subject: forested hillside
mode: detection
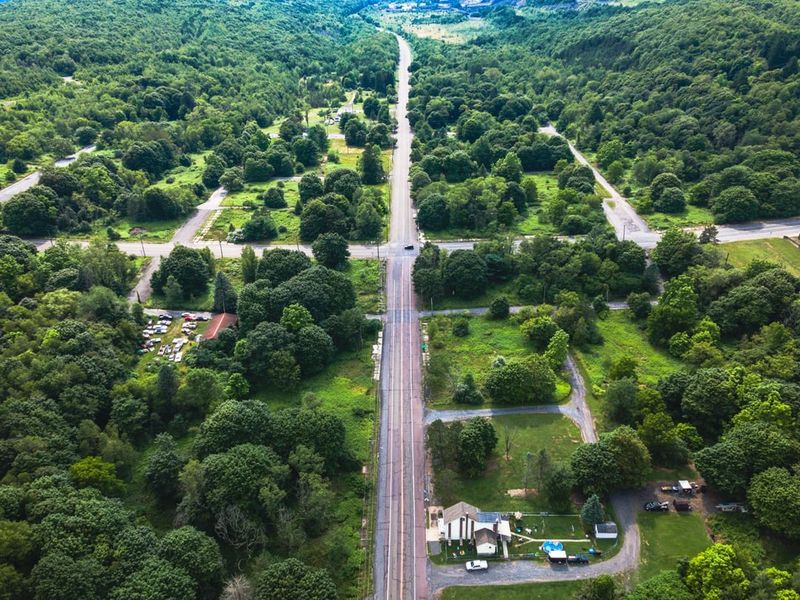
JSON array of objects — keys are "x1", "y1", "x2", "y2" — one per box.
[
  {"x1": 0, "y1": 0, "x2": 392, "y2": 166},
  {"x1": 407, "y1": 0, "x2": 800, "y2": 225},
  {"x1": 0, "y1": 1, "x2": 392, "y2": 598}
]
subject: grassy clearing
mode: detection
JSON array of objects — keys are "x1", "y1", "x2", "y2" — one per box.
[
  {"x1": 643, "y1": 204, "x2": 715, "y2": 230},
  {"x1": 147, "y1": 258, "x2": 243, "y2": 312},
  {"x1": 347, "y1": 259, "x2": 383, "y2": 314},
  {"x1": 441, "y1": 581, "x2": 585, "y2": 600},
  {"x1": 437, "y1": 414, "x2": 582, "y2": 512},
  {"x1": 425, "y1": 315, "x2": 571, "y2": 409},
  {"x1": 222, "y1": 180, "x2": 300, "y2": 208},
  {"x1": 379, "y1": 11, "x2": 488, "y2": 44},
  {"x1": 576, "y1": 311, "x2": 683, "y2": 387},
  {"x1": 103, "y1": 216, "x2": 184, "y2": 242},
  {"x1": 574, "y1": 311, "x2": 683, "y2": 430},
  {"x1": 722, "y1": 238, "x2": 800, "y2": 277},
  {"x1": 153, "y1": 151, "x2": 209, "y2": 189},
  {"x1": 637, "y1": 511, "x2": 710, "y2": 582},
  {"x1": 255, "y1": 337, "x2": 377, "y2": 462}
]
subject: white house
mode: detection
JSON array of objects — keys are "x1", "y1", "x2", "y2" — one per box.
[
  {"x1": 439, "y1": 503, "x2": 512, "y2": 556},
  {"x1": 594, "y1": 521, "x2": 618, "y2": 540},
  {"x1": 439, "y1": 501, "x2": 479, "y2": 542}
]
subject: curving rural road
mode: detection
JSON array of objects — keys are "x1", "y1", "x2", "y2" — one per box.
[
  {"x1": 425, "y1": 355, "x2": 597, "y2": 445},
  {"x1": 0, "y1": 144, "x2": 96, "y2": 204}
]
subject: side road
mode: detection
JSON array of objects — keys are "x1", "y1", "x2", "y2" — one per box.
[{"x1": 0, "y1": 144, "x2": 96, "y2": 204}]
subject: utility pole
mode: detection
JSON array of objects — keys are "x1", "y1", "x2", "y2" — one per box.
[
  {"x1": 218, "y1": 239, "x2": 223, "y2": 259},
  {"x1": 140, "y1": 234, "x2": 146, "y2": 257}
]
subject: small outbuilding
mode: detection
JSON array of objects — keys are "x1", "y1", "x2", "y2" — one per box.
[
  {"x1": 594, "y1": 522, "x2": 618, "y2": 540},
  {"x1": 679, "y1": 480, "x2": 694, "y2": 495}
]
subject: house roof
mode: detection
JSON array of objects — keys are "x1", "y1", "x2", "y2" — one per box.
[
  {"x1": 205, "y1": 312, "x2": 238, "y2": 340},
  {"x1": 475, "y1": 528, "x2": 496, "y2": 546},
  {"x1": 595, "y1": 522, "x2": 618, "y2": 534},
  {"x1": 442, "y1": 501, "x2": 480, "y2": 524}
]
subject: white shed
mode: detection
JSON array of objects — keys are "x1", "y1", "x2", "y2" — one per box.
[{"x1": 594, "y1": 522, "x2": 618, "y2": 540}]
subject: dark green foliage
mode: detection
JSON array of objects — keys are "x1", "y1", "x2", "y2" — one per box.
[
  {"x1": 151, "y1": 246, "x2": 212, "y2": 298},
  {"x1": 254, "y1": 558, "x2": 338, "y2": 600},
  {"x1": 312, "y1": 233, "x2": 351, "y2": 269}
]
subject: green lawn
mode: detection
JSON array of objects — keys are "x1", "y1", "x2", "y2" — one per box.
[
  {"x1": 425, "y1": 315, "x2": 570, "y2": 409},
  {"x1": 643, "y1": 204, "x2": 715, "y2": 230},
  {"x1": 153, "y1": 151, "x2": 209, "y2": 189},
  {"x1": 574, "y1": 312, "x2": 683, "y2": 430},
  {"x1": 147, "y1": 258, "x2": 243, "y2": 312},
  {"x1": 722, "y1": 238, "x2": 800, "y2": 277},
  {"x1": 575, "y1": 311, "x2": 683, "y2": 387},
  {"x1": 104, "y1": 216, "x2": 185, "y2": 242},
  {"x1": 222, "y1": 180, "x2": 300, "y2": 208},
  {"x1": 347, "y1": 259, "x2": 383, "y2": 314},
  {"x1": 637, "y1": 511, "x2": 710, "y2": 582},
  {"x1": 441, "y1": 581, "x2": 586, "y2": 600},
  {"x1": 437, "y1": 414, "x2": 582, "y2": 512},
  {"x1": 431, "y1": 280, "x2": 519, "y2": 311}
]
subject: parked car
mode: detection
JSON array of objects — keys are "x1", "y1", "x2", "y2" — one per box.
[
  {"x1": 567, "y1": 554, "x2": 590, "y2": 565},
  {"x1": 644, "y1": 501, "x2": 670, "y2": 512},
  {"x1": 404, "y1": 244, "x2": 414, "y2": 250},
  {"x1": 465, "y1": 560, "x2": 488, "y2": 572}
]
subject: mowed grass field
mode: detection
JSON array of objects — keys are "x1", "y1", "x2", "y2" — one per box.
[
  {"x1": 637, "y1": 511, "x2": 710, "y2": 582},
  {"x1": 425, "y1": 315, "x2": 571, "y2": 409},
  {"x1": 574, "y1": 311, "x2": 683, "y2": 429},
  {"x1": 723, "y1": 238, "x2": 800, "y2": 277},
  {"x1": 643, "y1": 204, "x2": 715, "y2": 229},
  {"x1": 441, "y1": 581, "x2": 586, "y2": 600},
  {"x1": 437, "y1": 414, "x2": 582, "y2": 512},
  {"x1": 576, "y1": 311, "x2": 683, "y2": 387}
]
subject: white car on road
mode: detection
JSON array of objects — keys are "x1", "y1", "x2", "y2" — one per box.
[{"x1": 465, "y1": 560, "x2": 488, "y2": 572}]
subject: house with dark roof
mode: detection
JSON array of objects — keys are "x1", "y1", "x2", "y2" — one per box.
[{"x1": 439, "y1": 502, "x2": 512, "y2": 556}]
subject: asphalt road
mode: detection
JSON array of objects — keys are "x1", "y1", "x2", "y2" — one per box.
[
  {"x1": 172, "y1": 186, "x2": 228, "y2": 245},
  {"x1": 373, "y1": 33, "x2": 428, "y2": 600},
  {"x1": 0, "y1": 144, "x2": 95, "y2": 204}
]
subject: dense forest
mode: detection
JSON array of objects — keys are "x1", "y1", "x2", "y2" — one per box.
[
  {"x1": 0, "y1": 0, "x2": 397, "y2": 238},
  {"x1": 404, "y1": 0, "x2": 800, "y2": 226},
  {"x1": 0, "y1": 0, "x2": 393, "y2": 598},
  {"x1": 404, "y1": 1, "x2": 800, "y2": 597}
]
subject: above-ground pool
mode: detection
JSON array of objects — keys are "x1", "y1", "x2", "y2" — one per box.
[{"x1": 541, "y1": 540, "x2": 564, "y2": 553}]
